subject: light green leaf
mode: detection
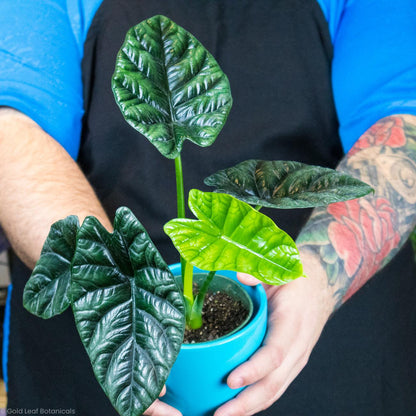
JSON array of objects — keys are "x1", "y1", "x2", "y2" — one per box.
[
  {"x1": 164, "y1": 190, "x2": 303, "y2": 285},
  {"x1": 71, "y1": 207, "x2": 185, "y2": 416},
  {"x1": 23, "y1": 216, "x2": 79, "y2": 319},
  {"x1": 112, "y1": 15, "x2": 232, "y2": 159},
  {"x1": 205, "y1": 159, "x2": 374, "y2": 208}
]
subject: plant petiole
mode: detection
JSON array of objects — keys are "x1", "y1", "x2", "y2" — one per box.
[
  {"x1": 187, "y1": 270, "x2": 216, "y2": 330},
  {"x1": 174, "y1": 155, "x2": 187, "y2": 279},
  {"x1": 174, "y1": 155, "x2": 196, "y2": 322},
  {"x1": 183, "y1": 261, "x2": 194, "y2": 321}
]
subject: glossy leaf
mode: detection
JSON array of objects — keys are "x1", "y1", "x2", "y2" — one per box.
[
  {"x1": 164, "y1": 190, "x2": 303, "y2": 285},
  {"x1": 23, "y1": 216, "x2": 79, "y2": 319},
  {"x1": 205, "y1": 159, "x2": 374, "y2": 208},
  {"x1": 112, "y1": 15, "x2": 232, "y2": 159},
  {"x1": 71, "y1": 207, "x2": 185, "y2": 416}
]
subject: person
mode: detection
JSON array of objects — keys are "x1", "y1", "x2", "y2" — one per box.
[{"x1": 0, "y1": 0, "x2": 416, "y2": 415}]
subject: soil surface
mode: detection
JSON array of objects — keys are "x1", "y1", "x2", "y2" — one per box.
[{"x1": 183, "y1": 290, "x2": 249, "y2": 343}]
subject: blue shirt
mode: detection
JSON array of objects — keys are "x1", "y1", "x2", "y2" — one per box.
[{"x1": 0, "y1": 0, "x2": 416, "y2": 155}]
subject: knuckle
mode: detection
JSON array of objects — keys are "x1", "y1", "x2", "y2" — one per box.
[
  {"x1": 233, "y1": 400, "x2": 249, "y2": 415},
  {"x1": 269, "y1": 346, "x2": 283, "y2": 369},
  {"x1": 245, "y1": 355, "x2": 267, "y2": 382},
  {"x1": 245, "y1": 364, "x2": 261, "y2": 383},
  {"x1": 265, "y1": 378, "x2": 281, "y2": 398}
]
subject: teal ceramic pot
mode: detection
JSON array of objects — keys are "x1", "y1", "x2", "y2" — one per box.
[{"x1": 164, "y1": 264, "x2": 268, "y2": 416}]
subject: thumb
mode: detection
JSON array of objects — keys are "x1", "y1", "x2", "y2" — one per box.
[{"x1": 237, "y1": 272, "x2": 261, "y2": 286}]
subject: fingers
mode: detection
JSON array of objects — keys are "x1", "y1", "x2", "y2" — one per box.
[
  {"x1": 227, "y1": 308, "x2": 300, "y2": 389},
  {"x1": 144, "y1": 399, "x2": 183, "y2": 416},
  {"x1": 237, "y1": 272, "x2": 261, "y2": 286},
  {"x1": 215, "y1": 352, "x2": 308, "y2": 416},
  {"x1": 215, "y1": 276, "x2": 331, "y2": 416},
  {"x1": 217, "y1": 320, "x2": 310, "y2": 416},
  {"x1": 143, "y1": 387, "x2": 181, "y2": 416},
  {"x1": 227, "y1": 344, "x2": 283, "y2": 389}
]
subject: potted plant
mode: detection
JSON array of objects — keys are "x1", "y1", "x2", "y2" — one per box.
[{"x1": 22, "y1": 15, "x2": 372, "y2": 416}]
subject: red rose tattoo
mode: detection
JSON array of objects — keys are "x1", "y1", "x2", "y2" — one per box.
[
  {"x1": 327, "y1": 198, "x2": 401, "y2": 302},
  {"x1": 350, "y1": 117, "x2": 406, "y2": 156}
]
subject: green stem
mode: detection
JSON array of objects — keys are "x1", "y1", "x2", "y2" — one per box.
[
  {"x1": 198, "y1": 270, "x2": 217, "y2": 299},
  {"x1": 188, "y1": 270, "x2": 217, "y2": 330},
  {"x1": 174, "y1": 155, "x2": 186, "y2": 220},
  {"x1": 254, "y1": 204, "x2": 262, "y2": 211},
  {"x1": 174, "y1": 156, "x2": 194, "y2": 316},
  {"x1": 183, "y1": 262, "x2": 194, "y2": 320}
]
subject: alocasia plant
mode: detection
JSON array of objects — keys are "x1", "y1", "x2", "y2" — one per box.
[{"x1": 23, "y1": 15, "x2": 373, "y2": 416}]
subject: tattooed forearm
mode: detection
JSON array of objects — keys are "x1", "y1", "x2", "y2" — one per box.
[{"x1": 297, "y1": 115, "x2": 416, "y2": 309}]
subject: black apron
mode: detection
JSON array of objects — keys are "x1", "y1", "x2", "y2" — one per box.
[{"x1": 7, "y1": 0, "x2": 416, "y2": 414}]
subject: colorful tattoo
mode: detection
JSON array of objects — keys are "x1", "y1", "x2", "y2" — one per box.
[{"x1": 297, "y1": 115, "x2": 416, "y2": 308}]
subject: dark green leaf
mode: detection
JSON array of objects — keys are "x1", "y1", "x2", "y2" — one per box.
[
  {"x1": 205, "y1": 159, "x2": 374, "y2": 208},
  {"x1": 71, "y1": 207, "x2": 185, "y2": 416},
  {"x1": 112, "y1": 15, "x2": 232, "y2": 159},
  {"x1": 164, "y1": 190, "x2": 303, "y2": 285},
  {"x1": 23, "y1": 216, "x2": 79, "y2": 319}
]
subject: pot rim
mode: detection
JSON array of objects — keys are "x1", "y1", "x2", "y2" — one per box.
[{"x1": 169, "y1": 263, "x2": 268, "y2": 351}]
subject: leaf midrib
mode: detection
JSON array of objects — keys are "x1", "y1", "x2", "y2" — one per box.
[
  {"x1": 219, "y1": 234, "x2": 297, "y2": 274},
  {"x1": 128, "y1": 279, "x2": 138, "y2": 412},
  {"x1": 156, "y1": 19, "x2": 177, "y2": 128},
  {"x1": 177, "y1": 219, "x2": 297, "y2": 275}
]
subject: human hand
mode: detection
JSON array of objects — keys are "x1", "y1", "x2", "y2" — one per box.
[
  {"x1": 214, "y1": 250, "x2": 336, "y2": 416},
  {"x1": 144, "y1": 386, "x2": 183, "y2": 416}
]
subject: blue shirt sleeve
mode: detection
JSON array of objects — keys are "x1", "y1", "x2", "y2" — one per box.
[
  {"x1": 0, "y1": 0, "x2": 102, "y2": 159},
  {"x1": 317, "y1": 0, "x2": 416, "y2": 153},
  {"x1": 3, "y1": 1, "x2": 415, "y2": 156}
]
